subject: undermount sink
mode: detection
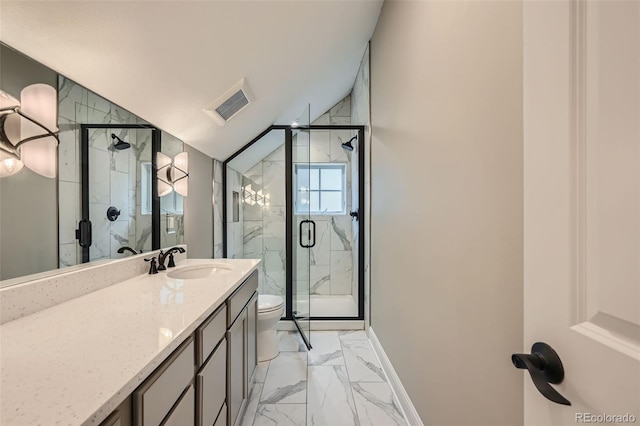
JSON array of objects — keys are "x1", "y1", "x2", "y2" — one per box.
[{"x1": 167, "y1": 263, "x2": 233, "y2": 280}]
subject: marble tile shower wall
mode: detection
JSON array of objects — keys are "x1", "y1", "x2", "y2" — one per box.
[
  {"x1": 242, "y1": 144, "x2": 287, "y2": 298},
  {"x1": 308, "y1": 96, "x2": 356, "y2": 297},
  {"x1": 226, "y1": 167, "x2": 245, "y2": 261},
  {"x1": 213, "y1": 159, "x2": 224, "y2": 258},
  {"x1": 350, "y1": 45, "x2": 370, "y2": 300},
  {"x1": 57, "y1": 77, "x2": 152, "y2": 266}
]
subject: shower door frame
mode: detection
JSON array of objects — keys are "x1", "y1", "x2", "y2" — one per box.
[
  {"x1": 222, "y1": 124, "x2": 366, "y2": 321},
  {"x1": 79, "y1": 124, "x2": 161, "y2": 262}
]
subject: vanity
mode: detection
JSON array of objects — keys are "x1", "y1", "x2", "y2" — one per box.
[{"x1": 0, "y1": 258, "x2": 260, "y2": 426}]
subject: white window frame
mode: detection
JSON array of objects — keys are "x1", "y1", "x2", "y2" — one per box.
[{"x1": 294, "y1": 163, "x2": 347, "y2": 215}]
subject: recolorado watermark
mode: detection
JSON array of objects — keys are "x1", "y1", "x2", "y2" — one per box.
[{"x1": 576, "y1": 413, "x2": 637, "y2": 423}]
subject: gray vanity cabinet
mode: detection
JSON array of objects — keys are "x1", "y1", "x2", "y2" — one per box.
[
  {"x1": 163, "y1": 385, "x2": 195, "y2": 425},
  {"x1": 102, "y1": 270, "x2": 258, "y2": 426},
  {"x1": 246, "y1": 293, "x2": 258, "y2": 393},
  {"x1": 227, "y1": 310, "x2": 245, "y2": 426},
  {"x1": 133, "y1": 337, "x2": 195, "y2": 426},
  {"x1": 226, "y1": 271, "x2": 258, "y2": 426}
]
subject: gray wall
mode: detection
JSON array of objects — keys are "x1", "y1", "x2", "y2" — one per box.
[
  {"x1": 0, "y1": 45, "x2": 58, "y2": 280},
  {"x1": 369, "y1": 2, "x2": 523, "y2": 425},
  {"x1": 184, "y1": 144, "x2": 213, "y2": 259}
]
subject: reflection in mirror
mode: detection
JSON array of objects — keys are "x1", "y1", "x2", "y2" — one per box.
[{"x1": 0, "y1": 43, "x2": 185, "y2": 285}]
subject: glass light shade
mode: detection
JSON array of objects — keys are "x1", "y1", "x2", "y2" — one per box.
[
  {"x1": 156, "y1": 152, "x2": 172, "y2": 170},
  {"x1": 158, "y1": 179, "x2": 173, "y2": 197},
  {"x1": 156, "y1": 152, "x2": 173, "y2": 197},
  {"x1": 19, "y1": 136, "x2": 57, "y2": 178},
  {"x1": 0, "y1": 91, "x2": 20, "y2": 110},
  {"x1": 170, "y1": 152, "x2": 188, "y2": 196},
  {"x1": 19, "y1": 84, "x2": 58, "y2": 178},
  {"x1": 173, "y1": 152, "x2": 188, "y2": 174},
  {"x1": 173, "y1": 177, "x2": 188, "y2": 197},
  {"x1": 1, "y1": 113, "x2": 21, "y2": 147},
  {"x1": 20, "y1": 84, "x2": 57, "y2": 131},
  {"x1": 0, "y1": 151, "x2": 24, "y2": 177}
]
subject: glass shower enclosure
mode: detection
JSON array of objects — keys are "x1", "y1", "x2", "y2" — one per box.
[{"x1": 223, "y1": 118, "x2": 364, "y2": 348}]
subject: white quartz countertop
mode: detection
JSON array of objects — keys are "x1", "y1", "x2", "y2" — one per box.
[{"x1": 0, "y1": 258, "x2": 260, "y2": 426}]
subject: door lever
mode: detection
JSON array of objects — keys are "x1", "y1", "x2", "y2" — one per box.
[{"x1": 512, "y1": 342, "x2": 571, "y2": 406}]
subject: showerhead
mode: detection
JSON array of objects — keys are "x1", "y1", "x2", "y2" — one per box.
[
  {"x1": 341, "y1": 136, "x2": 357, "y2": 152},
  {"x1": 111, "y1": 133, "x2": 131, "y2": 150}
]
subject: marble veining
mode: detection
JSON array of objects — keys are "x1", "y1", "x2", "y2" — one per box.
[
  {"x1": 342, "y1": 340, "x2": 386, "y2": 383},
  {"x1": 307, "y1": 365, "x2": 359, "y2": 426},
  {"x1": 240, "y1": 331, "x2": 407, "y2": 426},
  {"x1": 351, "y1": 382, "x2": 406, "y2": 426}
]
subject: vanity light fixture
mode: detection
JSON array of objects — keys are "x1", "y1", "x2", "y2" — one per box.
[
  {"x1": 157, "y1": 151, "x2": 189, "y2": 197},
  {"x1": 0, "y1": 84, "x2": 59, "y2": 178}
]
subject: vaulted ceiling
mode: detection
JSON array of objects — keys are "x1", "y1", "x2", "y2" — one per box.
[{"x1": 0, "y1": 1, "x2": 382, "y2": 160}]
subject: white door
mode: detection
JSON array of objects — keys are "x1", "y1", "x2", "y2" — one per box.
[{"x1": 523, "y1": 0, "x2": 639, "y2": 424}]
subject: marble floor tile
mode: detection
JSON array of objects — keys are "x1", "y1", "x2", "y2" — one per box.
[
  {"x1": 253, "y1": 404, "x2": 306, "y2": 426},
  {"x1": 260, "y1": 352, "x2": 307, "y2": 404},
  {"x1": 308, "y1": 332, "x2": 344, "y2": 366},
  {"x1": 241, "y1": 383, "x2": 264, "y2": 426},
  {"x1": 351, "y1": 382, "x2": 407, "y2": 426},
  {"x1": 307, "y1": 366, "x2": 359, "y2": 426},
  {"x1": 341, "y1": 340, "x2": 386, "y2": 383},
  {"x1": 338, "y1": 330, "x2": 369, "y2": 341},
  {"x1": 278, "y1": 331, "x2": 306, "y2": 352}
]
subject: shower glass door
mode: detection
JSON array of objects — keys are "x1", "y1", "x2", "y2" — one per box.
[{"x1": 291, "y1": 104, "x2": 312, "y2": 349}]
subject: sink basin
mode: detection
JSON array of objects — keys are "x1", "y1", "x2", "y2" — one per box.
[{"x1": 167, "y1": 263, "x2": 233, "y2": 280}]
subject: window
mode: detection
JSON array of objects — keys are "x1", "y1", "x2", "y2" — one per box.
[{"x1": 295, "y1": 163, "x2": 346, "y2": 214}]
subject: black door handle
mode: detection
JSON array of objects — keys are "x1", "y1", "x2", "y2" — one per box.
[
  {"x1": 512, "y1": 342, "x2": 571, "y2": 406},
  {"x1": 299, "y1": 220, "x2": 316, "y2": 248},
  {"x1": 308, "y1": 220, "x2": 316, "y2": 248},
  {"x1": 76, "y1": 219, "x2": 92, "y2": 248}
]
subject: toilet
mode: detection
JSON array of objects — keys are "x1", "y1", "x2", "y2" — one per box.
[{"x1": 257, "y1": 294, "x2": 285, "y2": 361}]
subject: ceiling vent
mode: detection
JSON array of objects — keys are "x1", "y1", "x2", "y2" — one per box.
[{"x1": 204, "y1": 78, "x2": 253, "y2": 126}]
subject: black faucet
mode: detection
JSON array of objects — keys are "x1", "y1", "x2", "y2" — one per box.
[
  {"x1": 117, "y1": 246, "x2": 139, "y2": 255},
  {"x1": 144, "y1": 257, "x2": 158, "y2": 274},
  {"x1": 157, "y1": 247, "x2": 186, "y2": 271}
]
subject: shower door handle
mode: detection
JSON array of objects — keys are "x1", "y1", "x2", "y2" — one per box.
[
  {"x1": 299, "y1": 220, "x2": 316, "y2": 248},
  {"x1": 308, "y1": 220, "x2": 316, "y2": 248}
]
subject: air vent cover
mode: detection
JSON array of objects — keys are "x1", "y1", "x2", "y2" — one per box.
[{"x1": 204, "y1": 79, "x2": 253, "y2": 126}]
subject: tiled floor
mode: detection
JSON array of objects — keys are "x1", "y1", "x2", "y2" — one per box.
[{"x1": 240, "y1": 330, "x2": 407, "y2": 426}]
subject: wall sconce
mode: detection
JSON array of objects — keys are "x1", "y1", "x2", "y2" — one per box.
[
  {"x1": 242, "y1": 184, "x2": 269, "y2": 207},
  {"x1": 0, "y1": 84, "x2": 59, "y2": 178},
  {"x1": 157, "y1": 152, "x2": 189, "y2": 197}
]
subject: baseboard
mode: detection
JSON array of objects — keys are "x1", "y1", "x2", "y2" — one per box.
[
  {"x1": 368, "y1": 327, "x2": 423, "y2": 426},
  {"x1": 277, "y1": 320, "x2": 364, "y2": 331}
]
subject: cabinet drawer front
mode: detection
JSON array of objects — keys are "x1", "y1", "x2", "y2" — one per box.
[
  {"x1": 214, "y1": 403, "x2": 227, "y2": 426},
  {"x1": 197, "y1": 304, "x2": 227, "y2": 367},
  {"x1": 162, "y1": 385, "x2": 195, "y2": 426},
  {"x1": 227, "y1": 270, "x2": 258, "y2": 326},
  {"x1": 197, "y1": 339, "x2": 227, "y2": 426},
  {"x1": 134, "y1": 337, "x2": 195, "y2": 426}
]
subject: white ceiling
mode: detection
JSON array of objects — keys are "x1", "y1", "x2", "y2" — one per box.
[{"x1": 0, "y1": 1, "x2": 382, "y2": 160}]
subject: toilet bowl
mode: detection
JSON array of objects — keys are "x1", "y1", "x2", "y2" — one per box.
[{"x1": 257, "y1": 294, "x2": 285, "y2": 362}]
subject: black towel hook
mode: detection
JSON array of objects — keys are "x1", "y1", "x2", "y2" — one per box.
[{"x1": 512, "y1": 342, "x2": 571, "y2": 406}]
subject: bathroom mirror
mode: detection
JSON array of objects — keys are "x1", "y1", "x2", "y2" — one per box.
[{"x1": 0, "y1": 43, "x2": 184, "y2": 285}]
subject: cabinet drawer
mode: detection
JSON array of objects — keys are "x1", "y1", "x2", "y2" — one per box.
[
  {"x1": 99, "y1": 410, "x2": 121, "y2": 426},
  {"x1": 197, "y1": 339, "x2": 226, "y2": 426},
  {"x1": 196, "y1": 304, "x2": 227, "y2": 367},
  {"x1": 162, "y1": 385, "x2": 195, "y2": 426},
  {"x1": 214, "y1": 403, "x2": 226, "y2": 426},
  {"x1": 134, "y1": 337, "x2": 195, "y2": 426},
  {"x1": 227, "y1": 270, "x2": 258, "y2": 326}
]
